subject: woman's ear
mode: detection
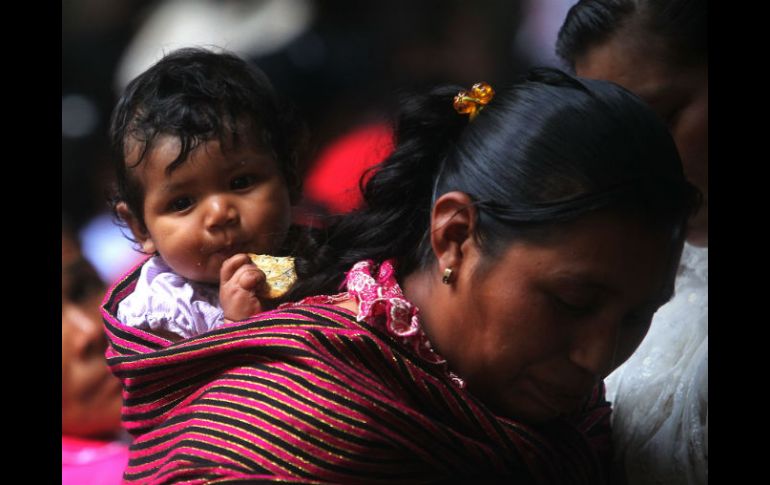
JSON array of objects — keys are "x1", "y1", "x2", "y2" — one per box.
[
  {"x1": 116, "y1": 202, "x2": 156, "y2": 254},
  {"x1": 430, "y1": 191, "x2": 479, "y2": 274}
]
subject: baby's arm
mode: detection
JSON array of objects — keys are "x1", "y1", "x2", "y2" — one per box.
[{"x1": 220, "y1": 254, "x2": 267, "y2": 323}]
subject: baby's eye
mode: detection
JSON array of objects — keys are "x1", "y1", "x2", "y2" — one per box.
[
  {"x1": 231, "y1": 174, "x2": 257, "y2": 190},
  {"x1": 169, "y1": 197, "x2": 193, "y2": 212}
]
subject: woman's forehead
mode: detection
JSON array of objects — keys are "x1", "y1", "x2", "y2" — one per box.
[{"x1": 492, "y1": 213, "x2": 677, "y2": 293}]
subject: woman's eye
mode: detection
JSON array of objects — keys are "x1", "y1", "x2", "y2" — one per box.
[
  {"x1": 231, "y1": 174, "x2": 257, "y2": 190},
  {"x1": 550, "y1": 293, "x2": 598, "y2": 316},
  {"x1": 169, "y1": 197, "x2": 193, "y2": 212}
]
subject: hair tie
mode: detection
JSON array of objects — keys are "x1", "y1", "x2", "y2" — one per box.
[{"x1": 453, "y1": 82, "x2": 495, "y2": 121}]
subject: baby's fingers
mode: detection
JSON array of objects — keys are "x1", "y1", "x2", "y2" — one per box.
[
  {"x1": 220, "y1": 253, "x2": 251, "y2": 282},
  {"x1": 234, "y1": 265, "x2": 267, "y2": 292}
]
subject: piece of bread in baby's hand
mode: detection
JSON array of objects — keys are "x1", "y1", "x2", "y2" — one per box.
[{"x1": 247, "y1": 254, "x2": 297, "y2": 299}]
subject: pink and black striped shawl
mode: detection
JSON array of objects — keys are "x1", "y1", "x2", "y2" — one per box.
[{"x1": 102, "y1": 262, "x2": 612, "y2": 484}]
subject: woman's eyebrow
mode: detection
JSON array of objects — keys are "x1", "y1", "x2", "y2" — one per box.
[{"x1": 548, "y1": 272, "x2": 611, "y2": 291}]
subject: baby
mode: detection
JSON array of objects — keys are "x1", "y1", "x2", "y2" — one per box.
[{"x1": 109, "y1": 47, "x2": 305, "y2": 340}]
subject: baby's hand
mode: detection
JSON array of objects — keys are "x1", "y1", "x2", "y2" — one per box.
[{"x1": 220, "y1": 253, "x2": 267, "y2": 323}]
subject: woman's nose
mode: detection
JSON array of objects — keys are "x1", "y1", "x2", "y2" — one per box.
[
  {"x1": 568, "y1": 319, "x2": 620, "y2": 378},
  {"x1": 204, "y1": 196, "x2": 239, "y2": 230},
  {"x1": 63, "y1": 303, "x2": 108, "y2": 357}
]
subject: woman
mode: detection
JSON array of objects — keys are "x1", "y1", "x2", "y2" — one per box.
[
  {"x1": 62, "y1": 224, "x2": 128, "y2": 485},
  {"x1": 102, "y1": 68, "x2": 698, "y2": 484},
  {"x1": 557, "y1": 2, "x2": 708, "y2": 483}
]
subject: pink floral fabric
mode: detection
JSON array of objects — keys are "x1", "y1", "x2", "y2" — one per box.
[{"x1": 290, "y1": 259, "x2": 465, "y2": 387}]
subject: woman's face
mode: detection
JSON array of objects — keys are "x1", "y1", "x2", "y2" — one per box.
[
  {"x1": 575, "y1": 32, "x2": 708, "y2": 246},
  {"x1": 427, "y1": 212, "x2": 678, "y2": 423},
  {"x1": 62, "y1": 232, "x2": 123, "y2": 438}
]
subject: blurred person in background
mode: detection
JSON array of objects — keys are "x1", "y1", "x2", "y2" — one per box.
[{"x1": 62, "y1": 219, "x2": 128, "y2": 485}]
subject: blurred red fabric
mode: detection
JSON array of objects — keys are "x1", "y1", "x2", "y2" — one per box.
[{"x1": 303, "y1": 123, "x2": 393, "y2": 214}]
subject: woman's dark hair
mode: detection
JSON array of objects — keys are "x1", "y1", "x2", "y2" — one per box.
[
  {"x1": 556, "y1": 0, "x2": 707, "y2": 69},
  {"x1": 109, "y1": 47, "x2": 307, "y2": 229},
  {"x1": 284, "y1": 68, "x2": 699, "y2": 302}
]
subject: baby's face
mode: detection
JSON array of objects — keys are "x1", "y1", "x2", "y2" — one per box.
[{"x1": 128, "y1": 135, "x2": 292, "y2": 283}]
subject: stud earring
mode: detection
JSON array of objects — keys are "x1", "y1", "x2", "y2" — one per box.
[{"x1": 442, "y1": 267, "x2": 453, "y2": 285}]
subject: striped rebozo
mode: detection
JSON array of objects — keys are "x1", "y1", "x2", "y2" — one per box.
[{"x1": 102, "y1": 262, "x2": 613, "y2": 484}]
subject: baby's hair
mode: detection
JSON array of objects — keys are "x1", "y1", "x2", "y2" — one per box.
[{"x1": 109, "y1": 47, "x2": 307, "y2": 230}]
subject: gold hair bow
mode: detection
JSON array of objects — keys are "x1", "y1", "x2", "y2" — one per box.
[{"x1": 453, "y1": 82, "x2": 495, "y2": 121}]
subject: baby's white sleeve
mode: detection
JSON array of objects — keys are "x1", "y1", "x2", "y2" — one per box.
[{"x1": 117, "y1": 257, "x2": 224, "y2": 338}]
